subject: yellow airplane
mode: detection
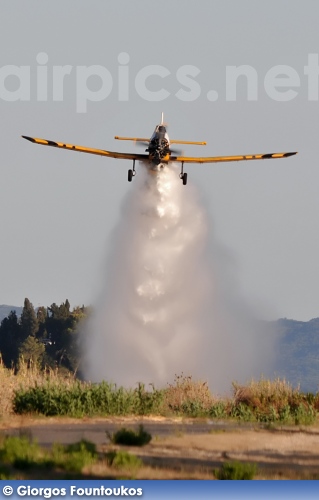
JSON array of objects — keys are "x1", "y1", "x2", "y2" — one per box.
[{"x1": 22, "y1": 113, "x2": 297, "y2": 186}]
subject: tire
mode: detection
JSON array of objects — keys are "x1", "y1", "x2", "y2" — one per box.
[
  {"x1": 128, "y1": 169, "x2": 133, "y2": 182},
  {"x1": 182, "y1": 173, "x2": 188, "y2": 186}
]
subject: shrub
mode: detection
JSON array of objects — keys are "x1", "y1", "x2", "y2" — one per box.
[
  {"x1": 215, "y1": 461, "x2": 258, "y2": 480},
  {"x1": 0, "y1": 435, "x2": 98, "y2": 474},
  {"x1": 134, "y1": 383, "x2": 164, "y2": 415},
  {"x1": 291, "y1": 403, "x2": 317, "y2": 425},
  {"x1": 0, "y1": 436, "x2": 42, "y2": 470},
  {"x1": 0, "y1": 358, "x2": 76, "y2": 416},
  {"x1": 51, "y1": 440, "x2": 97, "y2": 472},
  {"x1": 108, "y1": 425, "x2": 152, "y2": 446},
  {"x1": 164, "y1": 374, "x2": 215, "y2": 416},
  {"x1": 230, "y1": 402, "x2": 255, "y2": 422},
  {"x1": 209, "y1": 401, "x2": 227, "y2": 419},
  {"x1": 106, "y1": 450, "x2": 142, "y2": 469},
  {"x1": 231, "y1": 378, "x2": 318, "y2": 424},
  {"x1": 13, "y1": 381, "x2": 137, "y2": 417},
  {"x1": 0, "y1": 465, "x2": 14, "y2": 479},
  {"x1": 13, "y1": 380, "x2": 165, "y2": 417}
]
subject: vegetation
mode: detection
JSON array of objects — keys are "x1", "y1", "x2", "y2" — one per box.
[
  {"x1": 0, "y1": 298, "x2": 86, "y2": 376},
  {"x1": 105, "y1": 450, "x2": 142, "y2": 470},
  {"x1": 214, "y1": 461, "x2": 258, "y2": 480},
  {"x1": 1, "y1": 303, "x2": 318, "y2": 480},
  {"x1": 0, "y1": 430, "x2": 317, "y2": 480},
  {"x1": 108, "y1": 425, "x2": 152, "y2": 446},
  {"x1": 164, "y1": 373, "x2": 214, "y2": 417},
  {"x1": 0, "y1": 434, "x2": 143, "y2": 479},
  {"x1": 6, "y1": 372, "x2": 318, "y2": 424},
  {"x1": 0, "y1": 302, "x2": 318, "y2": 424},
  {"x1": 0, "y1": 430, "x2": 215, "y2": 480},
  {"x1": 50, "y1": 440, "x2": 97, "y2": 472},
  {"x1": 230, "y1": 378, "x2": 319, "y2": 424},
  {"x1": 0, "y1": 435, "x2": 42, "y2": 470},
  {"x1": 0, "y1": 435, "x2": 97, "y2": 478},
  {"x1": 13, "y1": 381, "x2": 164, "y2": 417}
]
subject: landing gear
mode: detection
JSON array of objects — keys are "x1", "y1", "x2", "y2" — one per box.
[
  {"x1": 128, "y1": 159, "x2": 136, "y2": 182},
  {"x1": 182, "y1": 172, "x2": 188, "y2": 185},
  {"x1": 179, "y1": 162, "x2": 188, "y2": 186}
]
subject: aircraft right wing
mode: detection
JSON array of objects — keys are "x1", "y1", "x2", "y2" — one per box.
[
  {"x1": 22, "y1": 136, "x2": 149, "y2": 161},
  {"x1": 172, "y1": 151, "x2": 298, "y2": 164}
]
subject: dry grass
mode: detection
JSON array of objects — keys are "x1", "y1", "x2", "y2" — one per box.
[
  {"x1": 1, "y1": 361, "x2": 318, "y2": 426},
  {"x1": 163, "y1": 374, "x2": 216, "y2": 415},
  {"x1": 233, "y1": 377, "x2": 297, "y2": 406},
  {"x1": 233, "y1": 377, "x2": 311, "y2": 411},
  {"x1": 0, "y1": 358, "x2": 76, "y2": 417}
]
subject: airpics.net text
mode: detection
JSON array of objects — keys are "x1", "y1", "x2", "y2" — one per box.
[{"x1": 1, "y1": 52, "x2": 319, "y2": 112}]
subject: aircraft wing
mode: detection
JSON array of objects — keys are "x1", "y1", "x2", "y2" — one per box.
[
  {"x1": 172, "y1": 152, "x2": 297, "y2": 163},
  {"x1": 22, "y1": 136, "x2": 149, "y2": 161}
]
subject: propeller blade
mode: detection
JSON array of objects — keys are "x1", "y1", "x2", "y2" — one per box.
[{"x1": 169, "y1": 147, "x2": 182, "y2": 155}]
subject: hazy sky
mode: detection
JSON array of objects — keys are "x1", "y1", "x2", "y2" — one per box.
[{"x1": 0, "y1": 0, "x2": 318, "y2": 320}]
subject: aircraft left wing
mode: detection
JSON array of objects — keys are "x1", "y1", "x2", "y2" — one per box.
[
  {"x1": 172, "y1": 152, "x2": 297, "y2": 163},
  {"x1": 22, "y1": 136, "x2": 149, "y2": 161}
]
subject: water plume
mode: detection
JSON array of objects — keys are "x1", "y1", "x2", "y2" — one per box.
[{"x1": 82, "y1": 163, "x2": 275, "y2": 393}]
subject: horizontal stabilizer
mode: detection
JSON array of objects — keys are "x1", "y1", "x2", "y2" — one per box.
[
  {"x1": 114, "y1": 136, "x2": 150, "y2": 142},
  {"x1": 170, "y1": 140, "x2": 206, "y2": 145}
]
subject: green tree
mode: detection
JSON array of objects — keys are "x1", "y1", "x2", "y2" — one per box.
[
  {"x1": 36, "y1": 306, "x2": 48, "y2": 340},
  {"x1": 36, "y1": 306, "x2": 47, "y2": 325},
  {"x1": 0, "y1": 299, "x2": 87, "y2": 375},
  {"x1": 18, "y1": 336, "x2": 45, "y2": 367},
  {"x1": 20, "y1": 298, "x2": 38, "y2": 341},
  {"x1": 45, "y1": 300, "x2": 83, "y2": 372},
  {"x1": 0, "y1": 311, "x2": 21, "y2": 367}
]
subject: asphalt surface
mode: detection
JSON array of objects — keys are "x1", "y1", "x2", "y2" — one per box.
[
  {"x1": 1, "y1": 419, "x2": 257, "y2": 448},
  {"x1": 3, "y1": 419, "x2": 319, "y2": 476}
]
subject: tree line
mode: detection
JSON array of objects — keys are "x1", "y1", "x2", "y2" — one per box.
[{"x1": 0, "y1": 298, "x2": 87, "y2": 374}]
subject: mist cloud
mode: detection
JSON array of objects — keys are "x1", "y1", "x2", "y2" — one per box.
[{"x1": 82, "y1": 163, "x2": 275, "y2": 393}]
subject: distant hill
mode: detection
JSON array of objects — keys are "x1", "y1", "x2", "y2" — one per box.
[
  {"x1": 0, "y1": 305, "x2": 23, "y2": 322},
  {"x1": 272, "y1": 317, "x2": 319, "y2": 393}
]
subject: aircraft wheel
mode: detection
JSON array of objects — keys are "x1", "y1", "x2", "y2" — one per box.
[
  {"x1": 128, "y1": 169, "x2": 133, "y2": 182},
  {"x1": 182, "y1": 173, "x2": 188, "y2": 186}
]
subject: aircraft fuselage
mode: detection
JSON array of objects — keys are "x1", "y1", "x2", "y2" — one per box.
[{"x1": 146, "y1": 124, "x2": 171, "y2": 166}]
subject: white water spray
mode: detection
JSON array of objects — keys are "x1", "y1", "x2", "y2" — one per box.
[{"x1": 83, "y1": 163, "x2": 275, "y2": 392}]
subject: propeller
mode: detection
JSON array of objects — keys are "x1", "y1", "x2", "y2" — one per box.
[{"x1": 169, "y1": 146, "x2": 182, "y2": 155}]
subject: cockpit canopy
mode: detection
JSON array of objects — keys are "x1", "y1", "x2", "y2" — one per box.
[{"x1": 151, "y1": 124, "x2": 169, "y2": 143}]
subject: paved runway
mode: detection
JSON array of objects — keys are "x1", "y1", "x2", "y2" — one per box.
[{"x1": 1, "y1": 418, "x2": 256, "y2": 447}]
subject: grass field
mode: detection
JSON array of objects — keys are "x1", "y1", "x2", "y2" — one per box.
[
  {"x1": 1, "y1": 361, "x2": 318, "y2": 425},
  {"x1": 1, "y1": 361, "x2": 319, "y2": 479}
]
